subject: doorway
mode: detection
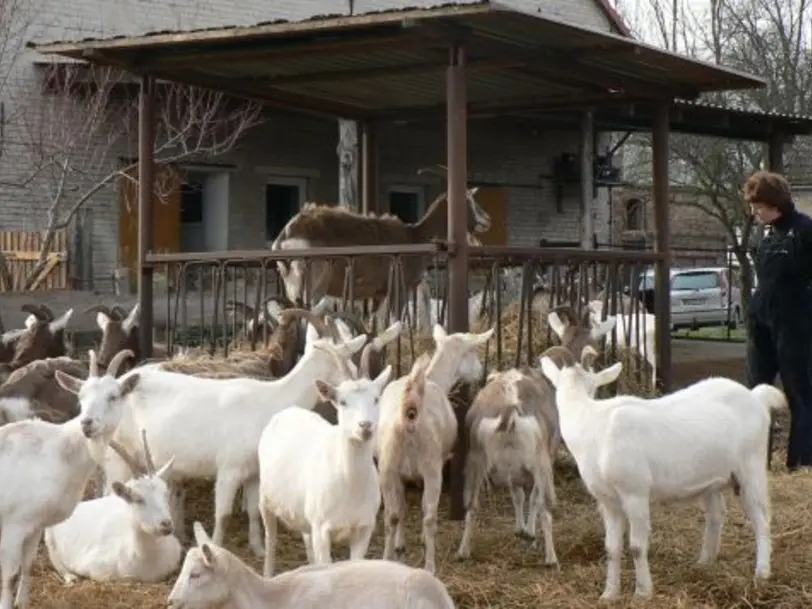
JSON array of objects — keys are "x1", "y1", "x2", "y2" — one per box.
[
  {"x1": 266, "y1": 176, "x2": 308, "y2": 241},
  {"x1": 179, "y1": 170, "x2": 230, "y2": 253}
]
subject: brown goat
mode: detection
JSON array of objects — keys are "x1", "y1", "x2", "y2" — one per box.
[
  {"x1": 270, "y1": 164, "x2": 492, "y2": 313},
  {"x1": 0, "y1": 356, "x2": 88, "y2": 425},
  {"x1": 85, "y1": 303, "x2": 140, "y2": 376},
  {"x1": 0, "y1": 304, "x2": 74, "y2": 381},
  {"x1": 225, "y1": 294, "x2": 297, "y2": 349},
  {"x1": 547, "y1": 304, "x2": 616, "y2": 356}
]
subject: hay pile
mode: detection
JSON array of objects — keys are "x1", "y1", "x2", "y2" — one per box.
[
  {"x1": 28, "y1": 442, "x2": 812, "y2": 609},
  {"x1": 161, "y1": 347, "x2": 280, "y2": 379},
  {"x1": 388, "y1": 302, "x2": 657, "y2": 397}
]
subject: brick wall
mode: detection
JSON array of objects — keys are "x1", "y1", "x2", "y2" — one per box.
[
  {"x1": 0, "y1": 0, "x2": 618, "y2": 289},
  {"x1": 610, "y1": 186, "x2": 729, "y2": 265}
]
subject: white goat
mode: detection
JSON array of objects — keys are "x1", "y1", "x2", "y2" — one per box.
[
  {"x1": 377, "y1": 324, "x2": 494, "y2": 573},
  {"x1": 258, "y1": 342, "x2": 391, "y2": 576},
  {"x1": 167, "y1": 521, "x2": 456, "y2": 609},
  {"x1": 0, "y1": 349, "x2": 136, "y2": 609},
  {"x1": 539, "y1": 345, "x2": 785, "y2": 600},
  {"x1": 588, "y1": 299, "x2": 657, "y2": 391},
  {"x1": 44, "y1": 429, "x2": 181, "y2": 583},
  {"x1": 102, "y1": 320, "x2": 367, "y2": 558}
]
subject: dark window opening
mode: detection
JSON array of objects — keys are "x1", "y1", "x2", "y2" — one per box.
[
  {"x1": 181, "y1": 180, "x2": 204, "y2": 224},
  {"x1": 388, "y1": 190, "x2": 420, "y2": 224},
  {"x1": 625, "y1": 198, "x2": 643, "y2": 231},
  {"x1": 266, "y1": 183, "x2": 301, "y2": 240}
]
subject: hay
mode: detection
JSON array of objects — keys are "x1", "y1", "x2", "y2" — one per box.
[
  {"x1": 160, "y1": 348, "x2": 279, "y2": 380},
  {"x1": 29, "y1": 439, "x2": 811, "y2": 609},
  {"x1": 388, "y1": 302, "x2": 657, "y2": 397}
]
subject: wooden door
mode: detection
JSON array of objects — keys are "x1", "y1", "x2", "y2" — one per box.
[
  {"x1": 473, "y1": 187, "x2": 509, "y2": 246},
  {"x1": 119, "y1": 164, "x2": 182, "y2": 292}
]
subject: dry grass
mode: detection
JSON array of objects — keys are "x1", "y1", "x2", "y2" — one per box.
[
  {"x1": 28, "y1": 315, "x2": 802, "y2": 609},
  {"x1": 29, "y1": 435, "x2": 808, "y2": 609}
]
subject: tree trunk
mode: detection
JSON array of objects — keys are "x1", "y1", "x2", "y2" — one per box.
[{"x1": 337, "y1": 119, "x2": 359, "y2": 210}]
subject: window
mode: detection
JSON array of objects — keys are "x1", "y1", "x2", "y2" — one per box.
[
  {"x1": 181, "y1": 180, "x2": 204, "y2": 224},
  {"x1": 671, "y1": 271, "x2": 720, "y2": 291},
  {"x1": 624, "y1": 198, "x2": 643, "y2": 231},
  {"x1": 266, "y1": 177, "x2": 307, "y2": 241},
  {"x1": 388, "y1": 185, "x2": 426, "y2": 224}
]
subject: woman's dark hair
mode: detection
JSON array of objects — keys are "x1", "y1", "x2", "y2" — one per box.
[{"x1": 743, "y1": 170, "x2": 793, "y2": 214}]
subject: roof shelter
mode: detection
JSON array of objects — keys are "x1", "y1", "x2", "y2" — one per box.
[{"x1": 28, "y1": 1, "x2": 796, "y2": 513}]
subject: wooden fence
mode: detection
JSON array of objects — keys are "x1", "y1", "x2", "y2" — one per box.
[{"x1": 0, "y1": 229, "x2": 70, "y2": 292}]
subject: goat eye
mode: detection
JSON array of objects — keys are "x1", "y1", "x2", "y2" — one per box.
[
  {"x1": 189, "y1": 572, "x2": 201, "y2": 580},
  {"x1": 339, "y1": 400, "x2": 347, "y2": 408}
]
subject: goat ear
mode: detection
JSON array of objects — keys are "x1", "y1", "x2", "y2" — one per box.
[
  {"x1": 372, "y1": 321, "x2": 402, "y2": 350},
  {"x1": 49, "y1": 309, "x2": 73, "y2": 334},
  {"x1": 122, "y1": 303, "x2": 140, "y2": 335},
  {"x1": 374, "y1": 365, "x2": 392, "y2": 391},
  {"x1": 96, "y1": 312, "x2": 111, "y2": 331},
  {"x1": 343, "y1": 334, "x2": 366, "y2": 355},
  {"x1": 471, "y1": 327, "x2": 494, "y2": 345},
  {"x1": 118, "y1": 373, "x2": 140, "y2": 398},
  {"x1": 193, "y1": 521, "x2": 212, "y2": 546},
  {"x1": 333, "y1": 319, "x2": 354, "y2": 342},
  {"x1": 24, "y1": 314, "x2": 37, "y2": 329},
  {"x1": 314, "y1": 380, "x2": 337, "y2": 403},
  {"x1": 590, "y1": 317, "x2": 616, "y2": 340},
  {"x1": 596, "y1": 362, "x2": 623, "y2": 386},
  {"x1": 539, "y1": 356, "x2": 561, "y2": 387},
  {"x1": 156, "y1": 455, "x2": 176, "y2": 480},
  {"x1": 432, "y1": 324, "x2": 447, "y2": 342},
  {"x1": 265, "y1": 300, "x2": 284, "y2": 324},
  {"x1": 200, "y1": 544, "x2": 216, "y2": 568},
  {"x1": 112, "y1": 481, "x2": 136, "y2": 504},
  {"x1": 55, "y1": 370, "x2": 83, "y2": 395},
  {"x1": 305, "y1": 323, "x2": 320, "y2": 345},
  {"x1": 547, "y1": 312, "x2": 566, "y2": 339}
]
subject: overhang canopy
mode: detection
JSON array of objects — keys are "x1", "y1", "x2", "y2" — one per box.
[{"x1": 28, "y1": 2, "x2": 765, "y2": 121}]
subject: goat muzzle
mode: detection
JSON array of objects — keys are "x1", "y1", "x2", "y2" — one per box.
[
  {"x1": 80, "y1": 418, "x2": 94, "y2": 438},
  {"x1": 405, "y1": 407, "x2": 418, "y2": 422}
]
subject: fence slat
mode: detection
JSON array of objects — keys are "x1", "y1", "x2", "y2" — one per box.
[{"x1": 0, "y1": 229, "x2": 70, "y2": 292}]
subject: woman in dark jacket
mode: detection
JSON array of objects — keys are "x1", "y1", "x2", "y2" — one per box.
[{"x1": 744, "y1": 170, "x2": 812, "y2": 471}]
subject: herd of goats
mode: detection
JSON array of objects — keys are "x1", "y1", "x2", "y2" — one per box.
[
  {"x1": 0, "y1": 184, "x2": 773, "y2": 607},
  {"x1": 0, "y1": 288, "x2": 783, "y2": 608}
]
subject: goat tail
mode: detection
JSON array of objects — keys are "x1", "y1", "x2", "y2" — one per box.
[
  {"x1": 751, "y1": 384, "x2": 788, "y2": 412},
  {"x1": 495, "y1": 405, "x2": 520, "y2": 433}
]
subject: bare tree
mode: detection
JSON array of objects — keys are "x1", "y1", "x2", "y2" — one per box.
[
  {"x1": 617, "y1": 0, "x2": 812, "y2": 318},
  {"x1": 3, "y1": 63, "x2": 264, "y2": 289}
]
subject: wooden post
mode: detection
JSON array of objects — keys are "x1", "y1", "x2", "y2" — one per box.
[
  {"x1": 361, "y1": 122, "x2": 379, "y2": 214},
  {"x1": 652, "y1": 100, "x2": 672, "y2": 392},
  {"x1": 447, "y1": 43, "x2": 469, "y2": 521},
  {"x1": 138, "y1": 75, "x2": 156, "y2": 359},
  {"x1": 338, "y1": 119, "x2": 359, "y2": 209},
  {"x1": 580, "y1": 110, "x2": 595, "y2": 249}
]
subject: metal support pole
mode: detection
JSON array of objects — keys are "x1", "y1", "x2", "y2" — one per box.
[
  {"x1": 361, "y1": 122, "x2": 379, "y2": 214},
  {"x1": 447, "y1": 43, "x2": 469, "y2": 521},
  {"x1": 138, "y1": 75, "x2": 156, "y2": 359},
  {"x1": 580, "y1": 110, "x2": 595, "y2": 249},
  {"x1": 652, "y1": 100, "x2": 671, "y2": 392}
]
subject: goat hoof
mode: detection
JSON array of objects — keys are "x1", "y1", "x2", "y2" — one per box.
[
  {"x1": 394, "y1": 546, "x2": 406, "y2": 558},
  {"x1": 515, "y1": 530, "x2": 534, "y2": 541},
  {"x1": 454, "y1": 550, "x2": 470, "y2": 561}
]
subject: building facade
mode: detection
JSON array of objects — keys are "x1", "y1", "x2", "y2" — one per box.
[{"x1": 1, "y1": 0, "x2": 630, "y2": 291}]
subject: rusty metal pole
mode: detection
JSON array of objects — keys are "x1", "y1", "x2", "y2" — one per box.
[
  {"x1": 361, "y1": 121, "x2": 379, "y2": 214},
  {"x1": 138, "y1": 75, "x2": 156, "y2": 359},
  {"x1": 652, "y1": 100, "x2": 671, "y2": 392},
  {"x1": 447, "y1": 43, "x2": 469, "y2": 521}
]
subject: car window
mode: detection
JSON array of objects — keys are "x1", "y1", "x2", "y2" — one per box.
[{"x1": 671, "y1": 271, "x2": 719, "y2": 291}]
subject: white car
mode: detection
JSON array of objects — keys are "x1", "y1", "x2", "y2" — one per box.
[{"x1": 638, "y1": 266, "x2": 743, "y2": 330}]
